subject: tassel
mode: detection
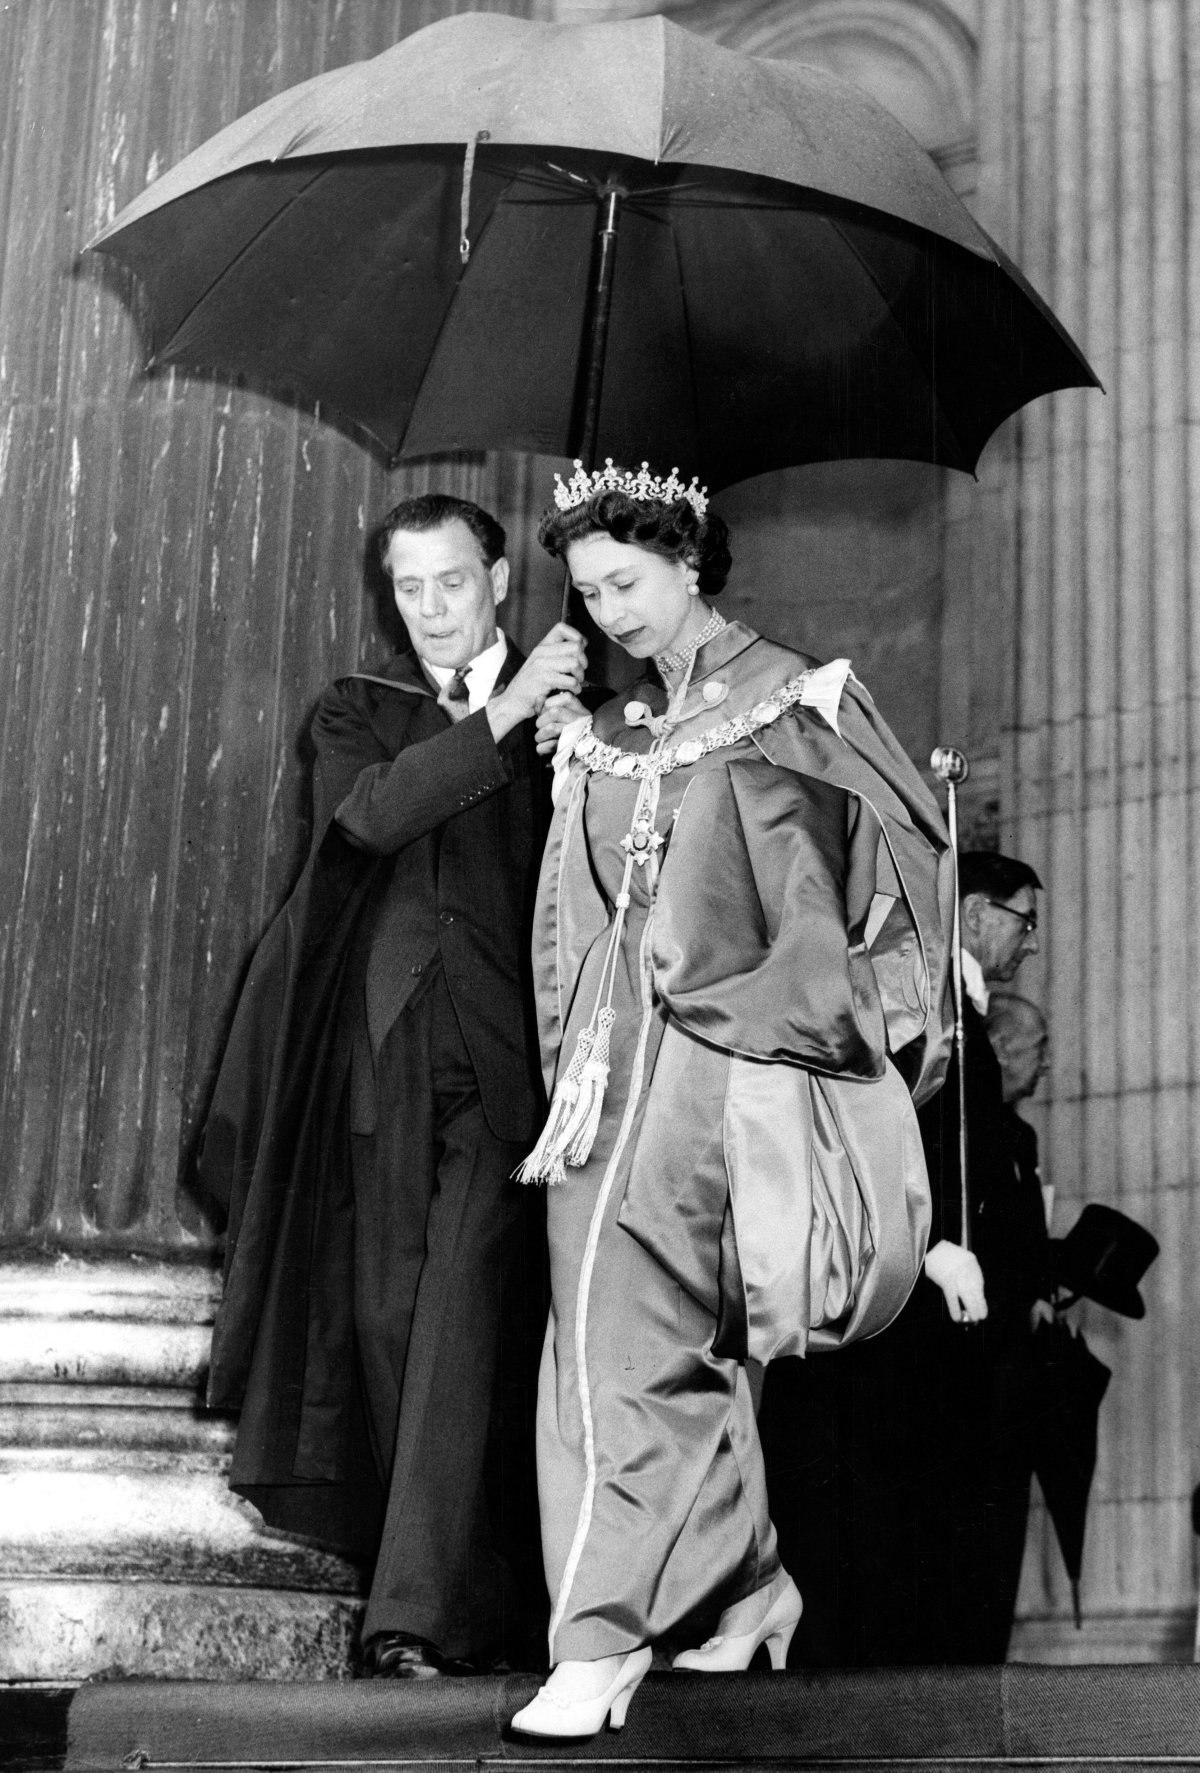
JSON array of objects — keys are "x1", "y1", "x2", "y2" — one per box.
[
  {"x1": 562, "y1": 1007, "x2": 615, "y2": 1166},
  {"x1": 515, "y1": 1025, "x2": 595, "y2": 1185}
]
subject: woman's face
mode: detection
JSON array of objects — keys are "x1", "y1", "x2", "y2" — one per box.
[{"x1": 565, "y1": 533, "x2": 698, "y2": 659}]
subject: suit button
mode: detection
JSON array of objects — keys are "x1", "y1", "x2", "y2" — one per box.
[
  {"x1": 439, "y1": 911, "x2": 454, "y2": 925},
  {"x1": 411, "y1": 963, "x2": 423, "y2": 975}
]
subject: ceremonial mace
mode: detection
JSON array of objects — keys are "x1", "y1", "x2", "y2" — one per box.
[{"x1": 931, "y1": 746, "x2": 971, "y2": 1253}]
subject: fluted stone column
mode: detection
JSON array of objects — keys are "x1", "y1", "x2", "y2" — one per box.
[
  {"x1": 0, "y1": 1260, "x2": 364, "y2": 1679},
  {"x1": 976, "y1": 0, "x2": 1199, "y2": 1659}
]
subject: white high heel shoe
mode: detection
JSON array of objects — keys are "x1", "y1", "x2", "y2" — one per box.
[
  {"x1": 510, "y1": 1646, "x2": 653, "y2": 1738},
  {"x1": 672, "y1": 1569, "x2": 803, "y2": 1673}
]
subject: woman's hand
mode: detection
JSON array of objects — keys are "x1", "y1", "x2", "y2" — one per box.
[
  {"x1": 536, "y1": 691, "x2": 590, "y2": 757},
  {"x1": 923, "y1": 1239, "x2": 988, "y2": 1324}
]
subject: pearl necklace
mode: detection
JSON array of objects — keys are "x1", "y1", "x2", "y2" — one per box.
[{"x1": 654, "y1": 606, "x2": 727, "y2": 676}]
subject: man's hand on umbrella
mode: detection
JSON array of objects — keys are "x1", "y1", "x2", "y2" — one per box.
[
  {"x1": 924, "y1": 1239, "x2": 988, "y2": 1324},
  {"x1": 488, "y1": 624, "x2": 586, "y2": 743}
]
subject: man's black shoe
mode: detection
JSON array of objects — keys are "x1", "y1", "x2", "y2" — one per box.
[{"x1": 362, "y1": 1631, "x2": 475, "y2": 1679}]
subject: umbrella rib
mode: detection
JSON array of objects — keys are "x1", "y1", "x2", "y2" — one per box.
[
  {"x1": 500, "y1": 166, "x2": 595, "y2": 199},
  {"x1": 662, "y1": 194, "x2": 823, "y2": 210},
  {"x1": 493, "y1": 161, "x2": 807, "y2": 211},
  {"x1": 501, "y1": 196, "x2": 670, "y2": 230},
  {"x1": 821, "y1": 212, "x2": 973, "y2": 467},
  {"x1": 499, "y1": 196, "x2": 597, "y2": 209},
  {"x1": 148, "y1": 161, "x2": 333, "y2": 361}
]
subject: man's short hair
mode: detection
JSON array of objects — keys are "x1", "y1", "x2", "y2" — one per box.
[
  {"x1": 987, "y1": 992, "x2": 1047, "y2": 1047},
  {"x1": 377, "y1": 493, "x2": 506, "y2": 569},
  {"x1": 958, "y1": 850, "x2": 1043, "y2": 902}
]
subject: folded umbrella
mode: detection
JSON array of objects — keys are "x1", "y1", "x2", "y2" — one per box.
[{"x1": 1028, "y1": 1317, "x2": 1112, "y2": 1628}]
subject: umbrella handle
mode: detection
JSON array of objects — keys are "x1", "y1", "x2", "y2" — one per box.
[{"x1": 931, "y1": 746, "x2": 971, "y2": 1255}]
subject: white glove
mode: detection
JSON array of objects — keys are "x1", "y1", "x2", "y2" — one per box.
[{"x1": 924, "y1": 1239, "x2": 988, "y2": 1323}]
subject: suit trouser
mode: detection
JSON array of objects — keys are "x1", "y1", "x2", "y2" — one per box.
[{"x1": 352, "y1": 967, "x2": 541, "y2": 1660}]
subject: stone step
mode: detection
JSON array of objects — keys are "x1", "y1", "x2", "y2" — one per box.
[{"x1": 63, "y1": 1664, "x2": 1200, "y2": 1770}]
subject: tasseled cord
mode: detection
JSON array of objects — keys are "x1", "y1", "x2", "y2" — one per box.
[
  {"x1": 515, "y1": 911, "x2": 625, "y2": 1186},
  {"x1": 518, "y1": 651, "x2": 697, "y2": 1186}
]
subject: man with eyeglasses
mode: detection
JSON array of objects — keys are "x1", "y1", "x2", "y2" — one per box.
[
  {"x1": 911, "y1": 850, "x2": 1048, "y2": 1661},
  {"x1": 762, "y1": 849, "x2": 1048, "y2": 1668},
  {"x1": 958, "y1": 849, "x2": 1042, "y2": 1004}
]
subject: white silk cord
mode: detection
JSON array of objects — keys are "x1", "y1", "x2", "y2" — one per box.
[{"x1": 516, "y1": 654, "x2": 695, "y2": 1186}]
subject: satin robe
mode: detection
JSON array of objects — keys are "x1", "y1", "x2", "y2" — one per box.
[{"x1": 530, "y1": 622, "x2": 953, "y2": 1662}]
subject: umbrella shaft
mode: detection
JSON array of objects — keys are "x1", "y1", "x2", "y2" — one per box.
[
  {"x1": 577, "y1": 184, "x2": 622, "y2": 467},
  {"x1": 562, "y1": 184, "x2": 623, "y2": 624}
]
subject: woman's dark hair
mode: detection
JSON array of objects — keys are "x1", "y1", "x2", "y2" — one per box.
[
  {"x1": 377, "y1": 493, "x2": 506, "y2": 569},
  {"x1": 537, "y1": 489, "x2": 732, "y2": 598}
]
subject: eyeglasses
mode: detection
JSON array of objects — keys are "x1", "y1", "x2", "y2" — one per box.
[{"x1": 985, "y1": 898, "x2": 1038, "y2": 935}]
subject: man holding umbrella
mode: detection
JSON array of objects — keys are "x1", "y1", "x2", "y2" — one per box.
[{"x1": 199, "y1": 493, "x2": 587, "y2": 1677}]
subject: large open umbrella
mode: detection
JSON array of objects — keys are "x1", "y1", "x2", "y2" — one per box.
[{"x1": 87, "y1": 11, "x2": 1098, "y2": 490}]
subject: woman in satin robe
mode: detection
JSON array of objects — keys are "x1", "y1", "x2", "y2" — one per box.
[{"x1": 509, "y1": 466, "x2": 955, "y2": 1739}]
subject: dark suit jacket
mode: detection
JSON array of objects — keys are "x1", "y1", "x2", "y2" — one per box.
[
  {"x1": 319, "y1": 650, "x2": 548, "y2": 1142},
  {"x1": 199, "y1": 643, "x2": 549, "y2": 1549}
]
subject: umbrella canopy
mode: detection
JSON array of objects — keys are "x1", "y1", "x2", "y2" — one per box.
[
  {"x1": 88, "y1": 11, "x2": 1098, "y2": 488},
  {"x1": 1028, "y1": 1317, "x2": 1112, "y2": 1627}
]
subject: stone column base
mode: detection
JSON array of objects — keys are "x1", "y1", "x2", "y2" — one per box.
[
  {"x1": 1009, "y1": 1608, "x2": 1197, "y2": 1666},
  {"x1": 0, "y1": 1257, "x2": 367, "y2": 1681}
]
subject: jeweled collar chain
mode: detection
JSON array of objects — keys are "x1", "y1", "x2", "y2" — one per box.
[
  {"x1": 571, "y1": 667, "x2": 819, "y2": 782},
  {"x1": 654, "y1": 605, "x2": 727, "y2": 676}
]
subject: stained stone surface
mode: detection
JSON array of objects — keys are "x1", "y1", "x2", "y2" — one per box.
[
  {"x1": 0, "y1": 1258, "x2": 366, "y2": 1681},
  {"x1": 1, "y1": 1581, "x2": 363, "y2": 1682}
]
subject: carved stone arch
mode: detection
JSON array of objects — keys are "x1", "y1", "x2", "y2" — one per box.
[{"x1": 662, "y1": 0, "x2": 978, "y2": 177}]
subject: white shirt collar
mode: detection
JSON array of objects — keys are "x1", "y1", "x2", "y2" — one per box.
[
  {"x1": 961, "y1": 947, "x2": 989, "y2": 1016},
  {"x1": 423, "y1": 631, "x2": 508, "y2": 713}
]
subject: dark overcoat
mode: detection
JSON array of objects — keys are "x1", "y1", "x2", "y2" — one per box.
[
  {"x1": 198, "y1": 645, "x2": 548, "y2": 1552},
  {"x1": 761, "y1": 995, "x2": 1053, "y2": 1665}
]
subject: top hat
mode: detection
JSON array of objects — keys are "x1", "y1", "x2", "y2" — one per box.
[{"x1": 1053, "y1": 1203, "x2": 1159, "y2": 1319}]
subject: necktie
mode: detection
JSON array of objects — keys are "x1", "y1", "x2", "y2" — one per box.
[{"x1": 440, "y1": 668, "x2": 471, "y2": 722}]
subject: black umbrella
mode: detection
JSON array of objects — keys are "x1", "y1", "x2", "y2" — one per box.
[
  {"x1": 87, "y1": 11, "x2": 1098, "y2": 491},
  {"x1": 1028, "y1": 1317, "x2": 1112, "y2": 1628}
]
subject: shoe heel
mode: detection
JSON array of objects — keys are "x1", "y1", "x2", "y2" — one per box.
[
  {"x1": 765, "y1": 1618, "x2": 798, "y2": 1671},
  {"x1": 607, "y1": 1664, "x2": 647, "y2": 1731}
]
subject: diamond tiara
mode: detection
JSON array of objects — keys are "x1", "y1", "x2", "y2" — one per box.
[{"x1": 552, "y1": 458, "x2": 708, "y2": 519}]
